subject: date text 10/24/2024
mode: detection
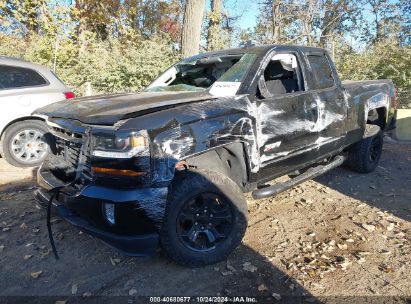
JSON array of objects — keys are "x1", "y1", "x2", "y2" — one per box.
[{"x1": 149, "y1": 296, "x2": 258, "y2": 303}]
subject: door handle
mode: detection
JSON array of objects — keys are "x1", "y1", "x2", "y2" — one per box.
[
  {"x1": 309, "y1": 102, "x2": 319, "y2": 120},
  {"x1": 310, "y1": 102, "x2": 317, "y2": 109}
]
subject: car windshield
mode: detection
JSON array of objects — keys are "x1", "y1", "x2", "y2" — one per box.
[{"x1": 145, "y1": 53, "x2": 256, "y2": 96}]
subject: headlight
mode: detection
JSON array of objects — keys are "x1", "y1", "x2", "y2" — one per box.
[{"x1": 92, "y1": 131, "x2": 149, "y2": 158}]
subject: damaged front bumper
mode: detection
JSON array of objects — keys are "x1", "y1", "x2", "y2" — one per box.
[{"x1": 35, "y1": 169, "x2": 167, "y2": 256}]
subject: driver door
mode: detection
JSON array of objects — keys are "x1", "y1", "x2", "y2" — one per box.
[{"x1": 256, "y1": 51, "x2": 321, "y2": 179}]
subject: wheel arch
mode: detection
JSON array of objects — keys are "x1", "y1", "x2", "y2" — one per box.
[
  {"x1": 182, "y1": 141, "x2": 251, "y2": 192},
  {"x1": 366, "y1": 107, "x2": 387, "y2": 130}
]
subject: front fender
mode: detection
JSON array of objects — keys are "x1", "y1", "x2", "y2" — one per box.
[{"x1": 119, "y1": 96, "x2": 259, "y2": 185}]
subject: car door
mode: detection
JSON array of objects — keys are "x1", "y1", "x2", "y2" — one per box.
[
  {"x1": 255, "y1": 50, "x2": 322, "y2": 179},
  {"x1": 304, "y1": 52, "x2": 348, "y2": 153}
]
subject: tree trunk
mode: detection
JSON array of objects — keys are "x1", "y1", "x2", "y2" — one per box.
[
  {"x1": 207, "y1": 0, "x2": 222, "y2": 51},
  {"x1": 181, "y1": 0, "x2": 205, "y2": 57},
  {"x1": 272, "y1": 1, "x2": 282, "y2": 43}
]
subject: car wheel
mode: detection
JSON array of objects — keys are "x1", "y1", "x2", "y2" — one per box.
[
  {"x1": 160, "y1": 169, "x2": 248, "y2": 267},
  {"x1": 2, "y1": 120, "x2": 49, "y2": 167},
  {"x1": 347, "y1": 127, "x2": 383, "y2": 173}
]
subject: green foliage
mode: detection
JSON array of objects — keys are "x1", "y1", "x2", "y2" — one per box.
[
  {"x1": 336, "y1": 40, "x2": 411, "y2": 92},
  {"x1": 0, "y1": 0, "x2": 410, "y2": 96},
  {"x1": 0, "y1": 1, "x2": 180, "y2": 96},
  {"x1": 0, "y1": 0, "x2": 46, "y2": 33},
  {"x1": 0, "y1": 30, "x2": 179, "y2": 96}
]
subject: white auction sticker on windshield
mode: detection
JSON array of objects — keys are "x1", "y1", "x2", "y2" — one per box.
[{"x1": 209, "y1": 82, "x2": 241, "y2": 97}]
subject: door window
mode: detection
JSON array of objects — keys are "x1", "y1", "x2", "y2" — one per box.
[
  {"x1": 307, "y1": 55, "x2": 335, "y2": 89},
  {"x1": 261, "y1": 53, "x2": 303, "y2": 96},
  {"x1": 0, "y1": 65, "x2": 47, "y2": 90}
]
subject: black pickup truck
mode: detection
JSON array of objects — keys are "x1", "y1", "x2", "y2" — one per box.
[{"x1": 34, "y1": 45, "x2": 396, "y2": 267}]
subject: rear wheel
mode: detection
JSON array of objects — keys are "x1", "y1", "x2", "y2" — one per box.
[
  {"x1": 2, "y1": 120, "x2": 49, "y2": 167},
  {"x1": 160, "y1": 169, "x2": 248, "y2": 267},
  {"x1": 347, "y1": 127, "x2": 383, "y2": 173}
]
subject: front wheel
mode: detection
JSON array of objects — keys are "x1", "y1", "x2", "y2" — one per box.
[
  {"x1": 1, "y1": 120, "x2": 49, "y2": 167},
  {"x1": 160, "y1": 169, "x2": 248, "y2": 267}
]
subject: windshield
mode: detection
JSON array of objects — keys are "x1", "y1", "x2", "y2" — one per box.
[{"x1": 145, "y1": 53, "x2": 256, "y2": 96}]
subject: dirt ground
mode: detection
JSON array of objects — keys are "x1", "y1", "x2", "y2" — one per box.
[{"x1": 0, "y1": 136, "x2": 410, "y2": 303}]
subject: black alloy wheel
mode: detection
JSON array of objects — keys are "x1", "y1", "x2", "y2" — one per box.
[
  {"x1": 176, "y1": 192, "x2": 233, "y2": 252},
  {"x1": 369, "y1": 134, "x2": 383, "y2": 162},
  {"x1": 160, "y1": 169, "x2": 248, "y2": 267}
]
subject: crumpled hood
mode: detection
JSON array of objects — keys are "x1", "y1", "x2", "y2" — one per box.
[{"x1": 34, "y1": 91, "x2": 216, "y2": 125}]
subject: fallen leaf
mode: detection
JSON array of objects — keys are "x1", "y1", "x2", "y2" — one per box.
[
  {"x1": 24, "y1": 254, "x2": 33, "y2": 260},
  {"x1": 272, "y1": 293, "x2": 281, "y2": 300},
  {"x1": 221, "y1": 270, "x2": 232, "y2": 276},
  {"x1": 20, "y1": 223, "x2": 27, "y2": 229},
  {"x1": 301, "y1": 198, "x2": 313, "y2": 203},
  {"x1": 2, "y1": 227, "x2": 11, "y2": 232},
  {"x1": 337, "y1": 243, "x2": 348, "y2": 250},
  {"x1": 30, "y1": 271, "x2": 43, "y2": 279},
  {"x1": 32, "y1": 228, "x2": 40, "y2": 233},
  {"x1": 258, "y1": 284, "x2": 268, "y2": 292},
  {"x1": 339, "y1": 261, "x2": 351, "y2": 270},
  {"x1": 71, "y1": 284, "x2": 78, "y2": 295},
  {"x1": 40, "y1": 249, "x2": 50, "y2": 258},
  {"x1": 361, "y1": 223, "x2": 376, "y2": 232},
  {"x1": 110, "y1": 257, "x2": 121, "y2": 266},
  {"x1": 387, "y1": 223, "x2": 395, "y2": 231},
  {"x1": 378, "y1": 264, "x2": 394, "y2": 273},
  {"x1": 226, "y1": 261, "x2": 236, "y2": 272},
  {"x1": 55, "y1": 301, "x2": 67, "y2": 304},
  {"x1": 129, "y1": 288, "x2": 137, "y2": 296},
  {"x1": 82, "y1": 292, "x2": 92, "y2": 297},
  {"x1": 369, "y1": 185, "x2": 377, "y2": 189},
  {"x1": 242, "y1": 262, "x2": 257, "y2": 273},
  {"x1": 320, "y1": 254, "x2": 330, "y2": 260},
  {"x1": 355, "y1": 256, "x2": 366, "y2": 264},
  {"x1": 271, "y1": 219, "x2": 279, "y2": 224}
]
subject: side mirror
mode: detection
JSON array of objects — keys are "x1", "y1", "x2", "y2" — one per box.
[{"x1": 258, "y1": 75, "x2": 272, "y2": 99}]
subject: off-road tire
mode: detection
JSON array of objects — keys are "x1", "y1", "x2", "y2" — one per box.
[
  {"x1": 347, "y1": 126, "x2": 383, "y2": 173},
  {"x1": 2, "y1": 120, "x2": 49, "y2": 167},
  {"x1": 160, "y1": 169, "x2": 248, "y2": 267}
]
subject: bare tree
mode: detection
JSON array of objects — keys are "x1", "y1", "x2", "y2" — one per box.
[{"x1": 181, "y1": 0, "x2": 205, "y2": 57}]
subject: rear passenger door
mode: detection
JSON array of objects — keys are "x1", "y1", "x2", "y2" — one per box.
[{"x1": 304, "y1": 52, "x2": 347, "y2": 152}]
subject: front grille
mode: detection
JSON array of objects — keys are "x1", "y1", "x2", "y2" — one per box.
[{"x1": 48, "y1": 127, "x2": 92, "y2": 187}]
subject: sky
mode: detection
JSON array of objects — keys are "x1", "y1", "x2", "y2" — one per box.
[
  {"x1": 204, "y1": 0, "x2": 260, "y2": 31},
  {"x1": 224, "y1": 0, "x2": 260, "y2": 30}
]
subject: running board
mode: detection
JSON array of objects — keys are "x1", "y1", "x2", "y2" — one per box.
[{"x1": 252, "y1": 155, "x2": 346, "y2": 200}]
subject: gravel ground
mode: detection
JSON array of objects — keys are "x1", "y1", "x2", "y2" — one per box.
[{"x1": 0, "y1": 137, "x2": 410, "y2": 303}]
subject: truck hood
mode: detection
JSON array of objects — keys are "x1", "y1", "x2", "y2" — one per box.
[{"x1": 35, "y1": 91, "x2": 216, "y2": 125}]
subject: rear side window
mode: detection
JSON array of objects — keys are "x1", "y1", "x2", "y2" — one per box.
[
  {"x1": 0, "y1": 65, "x2": 48, "y2": 90},
  {"x1": 307, "y1": 55, "x2": 334, "y2": 89}
]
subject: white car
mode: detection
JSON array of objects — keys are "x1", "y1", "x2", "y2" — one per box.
[{"x1": 0, "y1": 56, "x2": 75, "y2": 167}]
